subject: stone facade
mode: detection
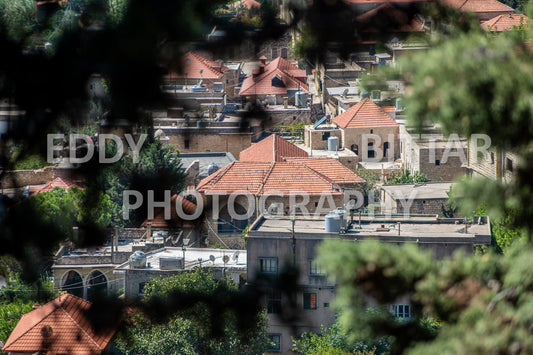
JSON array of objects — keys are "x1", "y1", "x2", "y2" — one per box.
[
  {"x1": 1, "y1": 167, "x2": 54, "y2": 189},
  {"x1": 304, "y1": 125, "x2": 342, "y2": 150},
  {"x1": 341, "y1": 125, "x2": 400, "y2": 162},
  {"x1": 163, "y1": 127, "x2": 252, "y2": 158},
  {"x1": 467, "y1": 140, "x2": 518, "y2": 183}
]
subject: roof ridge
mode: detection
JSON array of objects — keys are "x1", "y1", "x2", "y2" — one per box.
[
  {"x1": 256, "y1": 162, "x2": 276, "y2": 195},
  {"x1": 59, "y1": 304, "x2": 103, "y2": 351},
  {"x1": 294, "y1": 161, "x2": 341, "y2": 190},
  {"x1": 187, "y1": 52, "x2": 223, "y2": 78},
  {"x1": 198, "y1": 162, "x2": 235, "y2": 191}
]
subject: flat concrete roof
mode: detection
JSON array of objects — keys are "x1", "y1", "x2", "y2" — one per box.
[
  {"x1": 249, "y1": 215, "x2": 491, "y2": 242},
  {"x1": 295, "y1": 143, "x2": 358, "y2": 158},
  {"x1": 115, "y1": 247, "x2": 246, "y2": 271},
  {"x1": 381, "y1": 182, "x2": 454, "y2": 200}
]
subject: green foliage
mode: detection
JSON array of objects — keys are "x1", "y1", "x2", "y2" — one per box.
[
  {"x1": 30, "y1": 186, "x2": 113, "y2": 238},
  {"x1": 0, "y1": 300, "x2": 34, "y2": 346},
  {"x1": 115, "y1": 268, "x2": 272, "y2": 355},
  {"x1": 9, "y1": 145, "x2": 52, "y2": 170},
  {"x1": 0, "y1": 0, "x2": 36, "y2": 41},
  {"x1": 99, "y1": 136, "x2": 185, "y2": 227},
  {"x1": 317, "y1": 238, "x2": 533, "y2": 354},
  {"x1": 387, "y1": 170, "x2": 430, "y2": 185}
]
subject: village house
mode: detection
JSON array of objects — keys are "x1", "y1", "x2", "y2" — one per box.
[
  {"x1": 400, "y1": 125, "x2": 468, "y2": 182},
  {"x1": 247, "y1": 213, "x2": 491, "y2": 353},
  {"x1": 481, "y1": 13, "x2": 531, "y2": 31},
  {"x1": 442, "y1": 0, "x2": 514, "y2": 21},
  {"x1": 163, "y1": 51, "x2": 242, "y2": 95},
  {"x1": 2, "y1": 293, "x2": 117, "y2": 355},
  {"x1": 466, "y1": 142, "x2": 519, "y2": 183},
  {"x1": 380, "y1": 182, "x2": 455, "y2": 215},
  {"x1": 114, "y1": 247, "x2": 247, "y2": 299}
]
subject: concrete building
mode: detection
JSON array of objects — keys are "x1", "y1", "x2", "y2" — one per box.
[
  {"x1": 114, "y1": 247, "x2": 247, "y2": 299},
  {"x1": 442, "y1": 0, "x2": 514, "y2": 21},
  {"x1": 246, "y1": 213, "x2": 491, "y2": 354},
  {"x1": 380, "y1": 182, "x2": 454, "y2": 215},
  {"x1": 179, "y1": 152, "x2": 236, "y2": 187}
]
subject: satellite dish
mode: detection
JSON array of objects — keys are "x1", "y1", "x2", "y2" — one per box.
[
  {"x1": 342, "y1": 88, "x2": 349, "y2": 98},
  {"x1": 209, "y1": 255, "x2": 216, "y2": 262},
  {"x1": 223, "y1": 255, "x2": 230, "y2": 263}
]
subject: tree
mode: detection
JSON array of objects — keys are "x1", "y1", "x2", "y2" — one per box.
[
  {"x1": 387, "y1": 170, "x2": 430, "y2": 185},
  {"x1": 114, "y1": 268, "x2": 272, "y2": 355}
]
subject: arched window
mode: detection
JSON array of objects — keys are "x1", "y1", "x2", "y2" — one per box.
[
  {"x1": 87, "y1": 270, "x2": 107, "y2": 300},
  {"x1": 384, "y1": 142, "x2": 390, "y2": 158},
  {"x1": 62, "y1": 270, "x2": 83, "y2": 298}
]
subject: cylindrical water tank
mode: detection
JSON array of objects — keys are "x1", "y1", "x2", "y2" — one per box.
[
  {"x1": 207, "y1": 163, "x2": 219, "y2": 176},
  {"x1": 328, "y1": 136, "x2": 339, "y2": 151},
  {"x1": 325, "y1": 213, "x2": 341, "y2": 233},
  {"x1": 129, "y1": 251, "x2": 146, "y2": 268}
]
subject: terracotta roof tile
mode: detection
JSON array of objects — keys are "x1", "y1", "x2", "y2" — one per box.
[
  {"x1": 2, "y1": 294, "x2": 116, "y2": 355},
  {"x1": 442, "y1": 0, "x2": 514, "y2": 14},
  {"x1": 284, "y1": 157, "x2": 366, "y2": 184},
  {"x1": 239, "y1": 57, "x2": 308, "y2": 96},
  {"x1": 356, "y1": 3, "x2": 426, "y2": 33},
  {"x1": 230, "y1": 0, "x2": 261, "y2": 9},
  {"x1": 333, "y1": 98, "x2": 399, "y2": 128},
  {"x1": 166, "y1": 52, "x2": 227, "y2": 80},
  {"x1": 482, "y1": 13, "x2": 529, "y2": 31},
  {"x1": 29, "y1": 177, "x2": 83, "y2": 197},
  {"x1": 142, "y1": 194, "x2": 198, "y2": 228},
  {"x1": 196, "y1": 161, "x2": 344, "y2": 196},
  {"x1": 239, "y1": 134, "x2": 309, "y2": 162}
]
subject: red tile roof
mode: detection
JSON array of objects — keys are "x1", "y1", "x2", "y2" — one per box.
[
  {"x1": 482, "y1": 14, "x2": 529, "y2": 31},
  {"x1": 196, "y1": 161, "x2": 346, "y2": 196},
  {"x1": 2, "y1": 294, "x2": 116, "y2": 355},
  {"x1": 141, "y1": 194, "x2": 198, "y2": 228},
  {"x1": 239, "y1": 134, "x2": 309, "y2": 162},
  {"x1": 356, "y1": 3, "x2": 426, "y2": 33},
  {"x1": 239, "y1": 57, "x2": 308, "y2": 96},
  {"x1": 230, "y1": 0, "x2": 261, "y2": 9},
  {"x1": 284, "y1": 157, "x2": 366, "y2": 184},
  {"x1": 442, "y1": 0, "x2": 514, "y2": 14},
  {"x1": 333, "y1": 98, "x2": 399, "y2": 128},
  {"x1": 167, "y1": 52, "x2": 227, "y2": 80},
  {"x1": 29, "y1": 177, "x2": 82, "y2": 197}
]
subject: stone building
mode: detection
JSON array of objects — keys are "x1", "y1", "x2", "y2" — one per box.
[
  {"x1": 380, "y1": 182, "x2": 454, "y2": 215},
  {"x1": 247, "y1": 213, "x2": 491, "y2": 354},
  {"x1": 442, "y1": 0, "x2": 514, "y2": 21},
  {"x1": 400, "y1": 125, "x2": 468, "y2": 182},
  {"x1": 466, "y1": 142, "x2": 519, "y2": 183}
]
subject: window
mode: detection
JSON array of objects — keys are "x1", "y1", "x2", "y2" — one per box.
[
  {"x1": 368, "y1": 142, "x2": 375, "y2": 158},
  {"x1": 371, "y1": 90, "x2": 381, "y2": 100},
  {"x1": 271, "y1": 47, "x2": 278, "y2": 58},
  {"x1": 370, "y1": 129, "x2": 374, "y2": 134},
  {"x1": 490, "y1": 152, "x2": 495, "y2": 164},
  {"x1": 309, "y1": 260, "x2": 324, "y2": 275},
  {"x1": 322, "y1": 131, "x2": 330, "y2": 140},
  {"x1": 259, "y1": 258, "x2": 278, "y2": 274},
  {"x1": 506, "y1": 157, "x2": 513, "y2": 172},
  {"x1": 435, "y1": 159, "x2": 440, "y2": 166},
  {"x1": 138, "y1": 282, "x2": 146, "y2": 296},
  {"x1": 267, "y1": 289, "x2": 282, "y2": 314},
  {"x1": 324, "y1": 302, "x2": 330, "y2": 308},
  {"x1": 184, "y1": 139, "x2": 190, "y2": 149},
  {"x1": 384, "y1": 141, "x2": 390, "y2": 158},
  {"x1": 390, "y1": 304, "x2": 411, "y2": 319},
  {"x1": 303, "y1": 292, "x2": 317, "y2": 310},
  {"x1": 267, "y1": 334, "x2": 281, "y2": 352}
]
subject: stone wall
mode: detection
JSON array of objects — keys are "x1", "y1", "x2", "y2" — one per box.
[
  {"x1": 166, "y1": 131, "x2": 252, "y2": 158},
  {"x1": 304, "y1": 126, "x2": 342, "y2": 150},
  {"x1": 342, "y1": 126, "x2": 400, "y2": 162},
  {"x1": 419, "y1": 147, "x2": 467, "y2": 182},
  {"x1": 1, "y1": 167, "x2": 53, "y2": 188}
]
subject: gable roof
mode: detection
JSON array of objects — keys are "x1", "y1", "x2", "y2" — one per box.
[
  {"x1": 29, "y1": 177, "x2": 82, "y2": 197},
  {"x1": 196, "y1": 161, "x2": 346, "y2": 196},
  {"x1": 141, "y1": 194, "x2": 198, "y2": 228},
  {"x1": 284, "y1": 157, "x2": 366, "y2": 184},
  {"x1": 356, "y1": 3, "x2": 426, "y2": 33},
  {"x1": 482, "y1": 13, "x2": 530, "y2": 31},
  {"x1": 239, "y1": 134, "x2": 308, "y2": 162},
  {"x1": 333, "y1": 98, "x2": 399, "y2": 128},
  {"x1": 239, "y1": 57, "x2": 309, "y2": 96},
  {"x1": 442, "y1": 0, "x2": 514, "y2": 14},
  {"x1": 2, "y1": 294, "x2": 116, "y2": 355},
  {"x1": 167, "y1": 52, "x2": 227, "y2": 80}
]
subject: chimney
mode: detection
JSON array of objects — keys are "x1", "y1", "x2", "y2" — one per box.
[
  {"x1": 259, "y1": 56, "x2": 267, "y2": 65},
  {"x1": 283, "y1": 97, "x2": 288, "y2": 109}
]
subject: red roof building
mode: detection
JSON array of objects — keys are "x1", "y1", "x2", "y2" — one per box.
[
  {"x1": 441, "y1": 0, "x2": 514, "y2": 21},
  {"x1": 2, "y1": 294, "x2": 116, "y2": 355},
  {"x1": 239, "y1": 57, "x2": 308, "y2": 97},
  {"x1": 284, "y1": 157, "x2": 366, "y2": 185},
  {"x1": 169, "y1": 51, "x2": 227, "y2": 80},
  {"x1": 28, "y1": 177, "x2": 83, "y2": 197},
  {"x1": 356, "y1": 3, "x2": 426, "y2": 33},
  {"x1": 229, "y1": 0, "x2": 261, "y2": 10},
  {"x1": 239, "y1": 134, "x2": 309, "y2": 162},
  {"x1": 482, "y1": 13, "x2": 530, "y2": 31},
  {"x1": 333, "y1": 98, "x2": 399, "y2": 129},
  {"x1": 141, "y1": 194, "x2": 198, "y2": 228}
]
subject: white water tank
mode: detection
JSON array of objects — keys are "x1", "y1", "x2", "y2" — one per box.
[
  {"x1": 129, "y1": 251, "x2": 147, "y2": 268},
  {"x1": 325, "y1": 213, "x2": 341, "y2": 233},
  {"x1": 328, "y1": 136, "x2": 339, "y2": 151}
]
